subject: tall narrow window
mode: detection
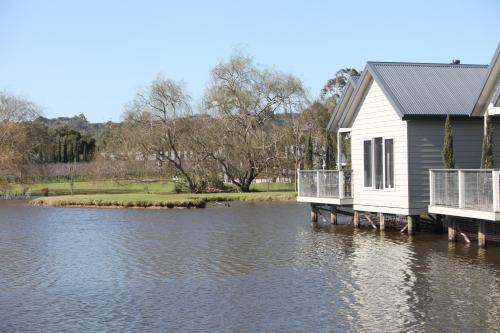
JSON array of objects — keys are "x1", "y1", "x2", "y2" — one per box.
[
  {"x1": 363, "y1": 140, "x2": 372, "y2": 187},
  {"x1": 373, "y1": 138, "x2": 383, "y2": 189},
  {"x1": 384, "y1": 139, "x2": 394, "y2": 189}
]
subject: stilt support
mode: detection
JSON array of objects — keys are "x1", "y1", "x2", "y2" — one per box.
[
  {"x1": 407, "y1": 215, "x2": 419, "y2": 235},
  {"x1": 311, "y1": 205, "x2": 318, "y2": 227},
  {"x1": 353, "y1": 210, "x2": 360, "y2": 228},
  {"x1": 448, "y1": 217, "x2": 456, "y2": 242},
  {"x1": 330, "y1": 205, "x2": 337, "y2": 225},
  {"x1": 379, "y1": 213, "x2": 385, "y2": 231},
  {"x1": 478, "y1": 220, "x2": 486, "y2": 248}
]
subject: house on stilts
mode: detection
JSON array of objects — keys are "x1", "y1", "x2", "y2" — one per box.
[{"x1": 298, "y1": 44, "x2": 500, "y2": 247}]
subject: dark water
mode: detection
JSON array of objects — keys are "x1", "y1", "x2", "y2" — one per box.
[{"x1": 1, "y1": 200, "x2": 500, "y2": 332}]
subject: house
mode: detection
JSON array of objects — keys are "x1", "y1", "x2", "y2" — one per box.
[{"x1": 298, "y1": 44, "x2": 500, "y2": 231}]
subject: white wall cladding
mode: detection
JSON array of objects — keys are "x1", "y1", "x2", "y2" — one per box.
[{"x1": 351, "y1": 79, "x2": 410, "y2": 213}]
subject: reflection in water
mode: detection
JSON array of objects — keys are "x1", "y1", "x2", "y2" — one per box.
[{"x1": 0, "y1": 200, "x2": 499, "y2": 332}]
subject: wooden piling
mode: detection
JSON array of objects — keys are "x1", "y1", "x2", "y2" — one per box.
[
  {"x1": 407, "y1": 215, "x2": 419, "y2": 235},
  {"x1": 311, "y1": 205, "x2": 318, "y2": 227},
  {"x1": 353, "y1": 210, "x2": 360, "y2": 228},
  {"x1": 448, "y1": 218, "x2": 456, "y2": 242},
  {"x1": 379, "y1": 213, "x2": 385, "y2": 231},
  {"x1": 330, "y1": 205, "x2": 337, "y2": 225},
  {"x1": 478, "y1": 220, "x2": 486, "y2": 248}
]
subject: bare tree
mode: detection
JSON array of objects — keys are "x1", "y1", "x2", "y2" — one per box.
[
  {"x1": 123, "y1": 76, "x2": 205, "y2": 192},
  {"x1": 0, "y1": 92, "x2": 41, "y2": 175},
  {"x1": 200, "y1": 53, "x2": 307, "y2": 192}
]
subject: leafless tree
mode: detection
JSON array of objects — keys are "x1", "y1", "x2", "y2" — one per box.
[{"x1": 199, "y1": 53, "x2": 307, "y2": 192}]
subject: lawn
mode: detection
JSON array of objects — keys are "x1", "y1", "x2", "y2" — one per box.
[{"x1": 9, "y1": 179, "x2": 176, "y2": 196}]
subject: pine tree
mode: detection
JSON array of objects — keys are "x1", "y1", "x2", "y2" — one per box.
[
  {"x1": 481, "y1": 114, "x2": 494, "y2": 169},
  {"x1": 304, "y1": 131, "x2": 314, "y2": 170},
  {"x1": 325, "y1": 131, "x2": 336, "y2": 169},
  {"x1": 442, "y1": 115, "x2": 455, "y2": 168}
]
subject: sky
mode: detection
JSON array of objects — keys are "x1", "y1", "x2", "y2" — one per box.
[{"x1": 1, "y1": 0, "x2": 499, "y2": 123}]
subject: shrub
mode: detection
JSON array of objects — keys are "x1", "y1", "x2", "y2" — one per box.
[{"x1": 41, "y1": 188, "x2": 50, "y2": 196}]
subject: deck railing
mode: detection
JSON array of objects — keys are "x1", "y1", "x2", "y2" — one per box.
[
  {"x1": 430, "y1": 169, "x2": 500, "y2": 212},
  {"x1": 297, "y1": 170, "x2": 352, "y2": 199}
]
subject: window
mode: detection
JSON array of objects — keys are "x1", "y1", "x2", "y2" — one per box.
[
  {"x1": 363, "y1": 140, "x2": 372, "y2": 187},
  {"x1": 374, "y1": 138, "x2": 383, "y2": 189},
  {"x1": 363, "y1": 137, "x2": 394, "y2": 190},
  {"x1": 384, "y1": 139, "x2": 394, "y2": 189}
]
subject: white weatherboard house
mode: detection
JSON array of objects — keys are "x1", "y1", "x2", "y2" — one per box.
[{"x1": 298, "y1": 44, "x2": 500, "y2": 229}]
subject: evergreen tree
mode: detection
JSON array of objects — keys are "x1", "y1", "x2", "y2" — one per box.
[
  {"x1": 442, "y1": 115, "x2": 455, "y2": 168},
  {"x1": 481, "y1": 114, "x2": 494, "y2": 169},
  {"x1": 325, "y1": 131, "x2": 336, "y2": 169},
  {"x1": 304, "y1": 131, "x2": 314, "y2": 170}
]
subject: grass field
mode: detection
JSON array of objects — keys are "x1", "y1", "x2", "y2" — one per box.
[
  {"x1": 8, "y1": 179, "x2": 295, "y2": 196},
  {"x1": 30, "y1": 191, "x2": 297, "y2": 209},
  {"x1": 9, "y1": 180, "x2": 177, "y2": 196}
]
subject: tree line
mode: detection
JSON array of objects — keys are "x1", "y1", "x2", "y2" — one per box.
[{"x1": 1, "y1": 53, "x2": 359, "y2": 191}]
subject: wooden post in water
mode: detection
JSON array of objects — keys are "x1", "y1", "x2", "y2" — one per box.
[
  {"x1": 407, "y1": 215, "x2": 419, "y2": 235},
  {"x1": 330, "y1": 205, "x2": 337, "y2": 225},
  {"x1": 478, "y1": 220, "x2": 486, "y2": 248},
  {"x1": 379, "y1": 213, "x2": 385, "y2": 231},
  {"x1": 353, "y1": 210, "x2": 360, "y2": 228},
  {"x1": 448, "y1": 217, "x2": 456, "y2": 242},
  {"x1": 311, "y1": 205, "x2": 318, "y2": 227}
]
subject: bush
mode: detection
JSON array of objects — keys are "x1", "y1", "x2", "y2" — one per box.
[{"x1": 41, "y1": 188, "x2": 50, "y2": 196}]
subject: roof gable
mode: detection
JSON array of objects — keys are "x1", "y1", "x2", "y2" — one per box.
[
  {"x1": 471, "y1": 43, "x2": 500, "y2": 115},
  {"x1": 368, "y1": 62, "x2": 488, "y2": 118},
  {"x1": 326, "y1": 75, "x2": 360, "y2": 131}
]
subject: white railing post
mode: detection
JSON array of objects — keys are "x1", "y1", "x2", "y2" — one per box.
[
  {"x1": 429, "y1": 170, "x2": 434, "y2": 206},
  {"x1": 316, "y1": 170, "x2": 320, "y2": 198},
  {"x1": 297, "y1": 169, "x2": 301, "y2": 196},
  {"x1": 458, "y1": 170, "x2": 465, "y2": 209},
  {"x1": 493, "y1": 170, "x2": 499, "y2": 212},
  {"x1": 339, "y1": 170, "x2": 345, "y2": 199}
]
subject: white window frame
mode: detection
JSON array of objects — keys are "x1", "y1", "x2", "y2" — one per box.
[{"x1": 362, "y1": 137, "x2": 395, "y2": 191}]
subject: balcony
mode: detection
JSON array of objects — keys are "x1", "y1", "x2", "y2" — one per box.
[
  {"x1": 428, "y1": 169, "x2": 500, "y2": 221},
  {"x1": 297, "y1": 170, "x2": 353, "y2": 205}
]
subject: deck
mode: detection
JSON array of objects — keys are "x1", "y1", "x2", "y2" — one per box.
[
  {"x1": 297, "y1": 170, "x2": 353, "y2": 206},
  {"x1": 428, "y1": 169, "x2": 500, "y2": 221}
]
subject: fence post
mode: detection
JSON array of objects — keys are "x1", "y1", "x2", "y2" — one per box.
[
  {"x1": 493, "y1": 170, "x2": 499, "y2": 212},
  {"x1": 316, "y1": 170, "x2": 320, "y2": 198},
  {"x1": 339, "y1": 171, "x2": 345, "y2": 199},
  {"x1": 429, "y1": 170, "x2": 434, "y2": 206},
  {"x1": 458, "y1": 170, "x2": 465, "y2": 209},
  {"x1": 297, "y1": 169, "x2": 301, "y2": 196}
]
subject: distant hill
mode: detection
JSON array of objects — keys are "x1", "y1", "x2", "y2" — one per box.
[{"x1": 34, "y1": 114, "x2": 107, "y2": 134}]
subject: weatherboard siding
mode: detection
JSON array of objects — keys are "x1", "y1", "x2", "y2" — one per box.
[
  {"x1": 407, "y1": 117, "x2": 500, "y2": 212},
  {"x1": 351, "y1": 80, "x2": 410, "y2": 213}
]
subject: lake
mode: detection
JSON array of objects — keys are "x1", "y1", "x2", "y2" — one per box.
[{"x1": 1, "y1": 200, "x2": 499, "y2": 332}]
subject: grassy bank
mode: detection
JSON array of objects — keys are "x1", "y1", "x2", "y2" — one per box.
[
  {"x1": 9, "y1": 179, "x2": 295, "y2": 196},
  {"x1": 30, "y1": 191, "x2": 297, "y2": 209},
  {"x1": 10, "y1": 179, "x2": 176, "y2": 196}
]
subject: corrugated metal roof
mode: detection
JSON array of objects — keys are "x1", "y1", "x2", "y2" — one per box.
[{"x1": 367, "y1": 62, "x2": 489, "y2": 118}]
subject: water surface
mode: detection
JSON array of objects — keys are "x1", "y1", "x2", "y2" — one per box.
[{"x1": 1, "y1": 200, "x2": 499, "y2": 332}]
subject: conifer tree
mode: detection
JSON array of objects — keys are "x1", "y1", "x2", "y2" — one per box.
[
  {"x1": 325, "y1": 131, "x2": 336, "y2": 169},
  {"x1": 481, "y1": 114, "x2": 494, "y2": 169},
  {"x1": 442, "y1": 115, "x2": 455, "y2": 168}
]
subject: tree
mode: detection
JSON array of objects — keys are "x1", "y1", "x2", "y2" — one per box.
[
  {"x1": 481, "y1": 114, "x2": 494, "y2": 169},
  {"x1": 304, "y1": 131, "x2": 313, "y2": 170},
  {"x1": 124, "y1": 76, "x2": 204, "y2": 193},
  {"x1": 320, "y1": 68, "x2": 360, "y2": 109},
  {"x1": 442, "y1": 115, "x2": 455, "y2": 168},
  {"x1": 0, "y1": 92, "x2": 40, "y2": 174},
  {"x1": 325, "y1": 131, "x2": 336, "y2": 169},
  {"x1": 200, "y1": 53, "x2": 306, "y2": 192}
]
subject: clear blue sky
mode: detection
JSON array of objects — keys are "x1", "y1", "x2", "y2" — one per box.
[{"x1": 1, "y1": 0, "x2": 499, "y2": 122}]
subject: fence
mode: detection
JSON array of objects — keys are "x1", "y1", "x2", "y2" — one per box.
[
  {"x1": 298, "y1": 170, "x2": 352, "y2": 199},
  {"x1": 430, "y1": 169, "x2": 500, "y2": 212}
]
